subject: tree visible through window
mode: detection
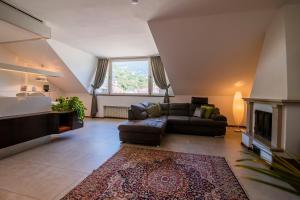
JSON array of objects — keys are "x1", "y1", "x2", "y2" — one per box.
[{"x1": 112, "y1": 60, "x2": 148, "y2": 94}]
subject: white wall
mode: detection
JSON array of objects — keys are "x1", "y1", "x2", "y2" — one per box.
[
  {"x1": 284, "y1": 104, "x2": 300, "y2": 155},
  {"x1": 66, "y1": 93, "x2": 242, "y2": 126},
  {"x1": 250, "y1": 10, "x2": 288, "y2": 99},
  {"x1": 47, "y1": 39, "x2": 97, "y2": 91},
  {"x1": 251, "y1": 4, "x2": 300, "y2": 100},
  {"x1": 284, "y1": 4, "x2": 300, "y2": 100},
  {"x1": 0, "y1": 96, "x2": 51, "y2": 118},
  {"x1": 0, "y1": 45, "x2": 63, "y2": 99},
  {"x1": 0, "y1": 45, "x2": 22, "y2": 97}
]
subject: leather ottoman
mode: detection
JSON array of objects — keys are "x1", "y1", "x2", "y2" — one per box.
[{"x1": 118, "y1": 117, "x2": 167, "y2": 146}]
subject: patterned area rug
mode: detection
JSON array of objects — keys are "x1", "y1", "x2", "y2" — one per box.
[{"x1": 62, "y1": 147, "x2": 248, "y2": 200}]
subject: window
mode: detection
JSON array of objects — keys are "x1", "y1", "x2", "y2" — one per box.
[
  {"x1": 92, "y1": 58, "x2": 172, "y2": 96},
  {"x1": 111, "y1": 60, "x2": 149, "y2": 94}
]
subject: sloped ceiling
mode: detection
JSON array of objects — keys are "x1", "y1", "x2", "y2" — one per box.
[
  {"x1": 47, "y1": 39, "x2": 97, "y2": 90},
  {"x1": 0, "y1": 20, "x2": 40, "y2": 43},
  {"x1": 149, "y1": 10, "x2": 278, "y2": 96},
  {"x1": 7, "y1": 0, "x2": 287, "y2": 58},
  {"x1": 3, "y1": 0, "x2": 291, "y2": 96},
  {"x1": 2, "y1": 39, "x2": 87, "y2": 93}
]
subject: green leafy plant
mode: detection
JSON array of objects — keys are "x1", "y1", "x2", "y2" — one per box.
[
  {"x1": 52, "y1": 96, "x2": 86, "y2": 121},
  {"x1": 236, "y1": 151, "x2": 300, "y2": 195}
]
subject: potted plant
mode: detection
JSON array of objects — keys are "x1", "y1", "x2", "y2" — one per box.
[
  {"x1": 52, "y1": 96, "x2": 86, "y2": 122},
  {"x1": 236, "y1": 151, "x2": 300, "y2": 196}
]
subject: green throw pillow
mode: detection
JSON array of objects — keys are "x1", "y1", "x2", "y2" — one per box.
[
  {"x1": 146, "y1": 104, "x2": 161, "y2": 118},
  {"x1": 201, "y1": 105, "x2": 214, "y2": 119}
]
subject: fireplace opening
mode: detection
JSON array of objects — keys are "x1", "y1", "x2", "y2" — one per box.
[{"x1": 254, "y1": 110, "x2": 272, "y2": 143}]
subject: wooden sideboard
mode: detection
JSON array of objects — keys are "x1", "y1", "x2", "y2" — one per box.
[{"x1": 0, "y1": 111, "x2": 83, "y2": 149}]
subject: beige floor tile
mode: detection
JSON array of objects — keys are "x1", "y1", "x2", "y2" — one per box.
[
  {"x1": 0, "y1": 159, "x2": 87, "y2": 200},
  {"x1": 0, "y1": 189, "x2": 37, "y2": 200},
  {"x1": 0, "y1": 119, "x2": 298, "y2": 200}
]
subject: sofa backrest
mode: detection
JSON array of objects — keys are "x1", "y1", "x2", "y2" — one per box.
[
  {"x1": 159, "y1": 103, "x2": 169, "y2": 116},
  {"x1": 168, "y1": 103, "x2": 190, "y2": 116},
  {"x1": 160, "y1": 103, "x2": 218, "y2": 117},
  {"x1": 191, "y1": 97, "x2": 208, "y2": 105}
]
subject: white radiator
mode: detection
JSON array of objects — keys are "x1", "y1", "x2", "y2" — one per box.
[{"x1": 104, "y1": 106, "x2": 129, "y2": 119}]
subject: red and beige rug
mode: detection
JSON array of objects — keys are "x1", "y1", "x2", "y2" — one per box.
[{"x1": 62, "y1": 147, "x2": 248, "y2": 200}]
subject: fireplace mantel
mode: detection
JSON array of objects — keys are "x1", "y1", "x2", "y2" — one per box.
[{"x1": 243, "y1": 98, "x2": 300, "y2": 104}]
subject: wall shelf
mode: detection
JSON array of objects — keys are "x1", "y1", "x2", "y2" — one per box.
[{"x1": 0, "y1": 62, "x2": 63, "y2": 77}]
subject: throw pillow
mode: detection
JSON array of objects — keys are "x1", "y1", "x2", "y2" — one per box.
[
  {"x1": 201, "y1": 105, "x2": 214, "y2": 119},
  {"x1": 193, "y1": 107, "x2": 206, "y2": 118},
  {"x1": 131, "y1": 104, "x2": 148, "y2": 120},
  {"x1": 146, "y1": 104, "x2": 161, "y2": 118},
  {"x1": 142, "y1": 101, "x2": 155, "y2": 108},
  {"x1": 210, "y1": 108, "x2": 220, "y2": 119}
]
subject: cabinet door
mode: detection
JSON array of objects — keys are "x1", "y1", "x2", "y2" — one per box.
[
  {"x1": 0, "y1": 119, "x2": 13, "y2": 149},
  {"x1": 12, "y1": 114, "x2": 48, "y2": 144}
]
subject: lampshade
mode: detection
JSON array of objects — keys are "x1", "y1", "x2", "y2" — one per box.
[{"x1": 233, "y1": 91, "x2": 244, "y2": 126}]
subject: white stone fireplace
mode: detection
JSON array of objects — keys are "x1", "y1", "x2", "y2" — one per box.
[
  {"x1": 242, "y1": 98, "x2": 300, "y2": 163},
  {"x1": 241, "y1": 4, "x2": 300, "y2": 161}
]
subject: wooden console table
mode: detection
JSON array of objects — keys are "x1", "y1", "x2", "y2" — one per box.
[{"x1": 0, "y1": 111, "x2": 83, "y2": 149}]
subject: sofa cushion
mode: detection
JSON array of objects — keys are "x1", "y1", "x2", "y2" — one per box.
[
  {"x1": 159, "y1": 103, "x2": 169, "y2": 115},
  {"x1": 211, "y1": 114, "x2": 227, "y2": 121},
  {"x1": 167, "y1": 116, "x2": 190, "y2": 125},
  {"x1": 169, "y1": 103, "x2": 190, "y2": 116},
  {"x1": 190, "y1": 117, "x2": 227, "y2": 127},
  {"x1": 193, "y1": 107, "x2": 206, "y2": 118},
  {"x1": 118, "y1": 117, "x2": 167, "y2": 133},
  {"x1": 201, "y1": 105, "x2": 215, "y2": 119},
  {"x1": 131, "y1": 103, "x2": 148, "y2": 120},
  {"x1": 141, "y1": 101, "x2": 155, "y2": 108},
  {"x1": 146, "y1": 103, "x2": 161, "y2": 118}
]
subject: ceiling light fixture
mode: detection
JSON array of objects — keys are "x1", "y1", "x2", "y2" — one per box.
[{"x1": 131, "y1": 0, "x2": 138, "y2": 5}]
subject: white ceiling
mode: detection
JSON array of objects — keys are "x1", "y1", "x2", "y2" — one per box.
[{"x1": 7, "y1": 0, "x2": 288, "y2": 57}]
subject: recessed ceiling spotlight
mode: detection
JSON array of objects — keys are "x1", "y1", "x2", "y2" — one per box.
[{"x1": 131, "y1": 0, "x2": 138, "y2": 5}]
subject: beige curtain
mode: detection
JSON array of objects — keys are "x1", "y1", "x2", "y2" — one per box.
[
  {"x1": 150, "y1": 56, "x2": 170, "y2": 103},
  {"x1": 91, "y1": 58, "x2": 109, "y2": 117}
]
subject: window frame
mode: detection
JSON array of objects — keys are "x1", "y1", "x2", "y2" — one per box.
[{"x1": 94, "y1": 57, "x2": 172, "y2": 97}]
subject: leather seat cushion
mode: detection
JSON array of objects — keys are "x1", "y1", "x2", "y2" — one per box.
[
  {"x1": 167, "y1": 116, "x2": 190, "y2": 125},
  {"x1": 190, "y1": 117, "x2": 227, "y2": 127},
  {"x1": 118, "y1": 117, "x2": 167, "y2": 133}
]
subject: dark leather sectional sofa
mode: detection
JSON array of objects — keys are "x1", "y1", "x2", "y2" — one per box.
[{"x1": 118, "y1": 97, "x2": 227, "y2": 146}]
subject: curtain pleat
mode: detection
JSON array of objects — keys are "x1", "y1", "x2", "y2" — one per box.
[
  {"x1": 150, "y1": 56, "x2": 170, "y2": 103},
  {"x1": 91, "y1": 58, "x2": 109, "y2": 117}
]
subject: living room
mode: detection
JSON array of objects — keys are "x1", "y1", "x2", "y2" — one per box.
[{"x1": 0, "y1": 0, "x2": 299, "y2": 199}]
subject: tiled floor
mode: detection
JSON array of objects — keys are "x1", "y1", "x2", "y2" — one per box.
[{"x1": 0, "y1": 118, "x2": 298, "y2": 200}]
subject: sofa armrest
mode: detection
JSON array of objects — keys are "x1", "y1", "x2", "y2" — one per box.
[
  {"x1": 128, "y1": 109, "x2": 135, "y2": 120},
  {"x1": 212, "y1": 114, "x2": 227, "y2": 122}
]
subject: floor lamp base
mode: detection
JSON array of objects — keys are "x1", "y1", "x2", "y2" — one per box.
[{"x1": 234, "y1": 126, "x2": 245, "y2": 132}]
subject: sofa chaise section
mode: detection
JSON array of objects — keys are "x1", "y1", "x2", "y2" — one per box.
[{"x1": 118, "y1": 117, "x2": 167, "y2": 146}]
